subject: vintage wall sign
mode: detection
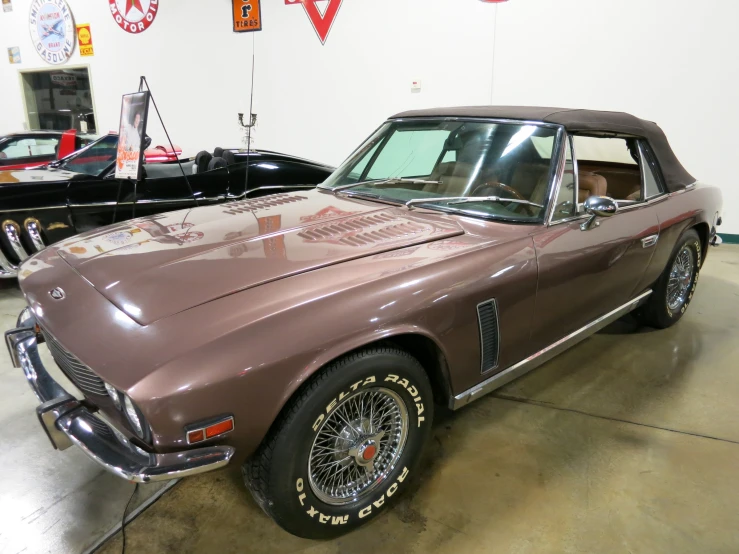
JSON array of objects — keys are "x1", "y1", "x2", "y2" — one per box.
[
  {"x1": 233, "y1": 0, "x2": 262, "y2": 32},
  {"x1": 8, "y1": 47, "x2": 21, "y2": 64},
  {"x1": 109, "y1": 0, "x2": 158, "y2": 34},
  {"x1": 50, "y1": 72, "x2": 77, "y2": 86},
  {"x1": 285, "y1": 0, "x2": 343, "y2": 44},
  {"x1": 29, "y1": 0, "x2": 75, "y2": 65},
  {"x1": 76, "y1": 23, "x2": 94, "y2": 56}
]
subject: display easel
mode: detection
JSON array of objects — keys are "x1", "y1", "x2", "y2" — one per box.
[{"x1": 112, "y1": 77, "x2": 199, "y2": 224}]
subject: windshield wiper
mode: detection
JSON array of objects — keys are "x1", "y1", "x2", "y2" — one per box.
[
  {"x1": 332, "y1": 178, "x2": 442, "y2": 193},
  {"x1": 404, "y1": 196, "x2": 543, "y2": 210}
]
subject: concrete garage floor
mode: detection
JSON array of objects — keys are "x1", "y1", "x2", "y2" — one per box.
[{"x1": 1, "y1": 245, "x2": 738, "y2": 554}]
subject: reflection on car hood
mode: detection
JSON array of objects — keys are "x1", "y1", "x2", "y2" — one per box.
[{"x1": 52, "y1": 190, "x2": 464, "y2": 325}]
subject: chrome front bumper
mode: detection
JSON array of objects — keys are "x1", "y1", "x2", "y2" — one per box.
[{"x1": 5, "y1": 308, "x2": 235, "y2": 483}]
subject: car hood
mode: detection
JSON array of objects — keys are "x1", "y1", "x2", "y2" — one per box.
[
  {"x1": 52, "y1": 191, "x2": 464, "y2": 325},
  {"x1": 0, "y1": 167, "x2": 79, "y2": 184}
]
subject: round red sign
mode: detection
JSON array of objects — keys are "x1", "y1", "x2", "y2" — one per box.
[{"x1": 108, "y1": 0, "x2": 158, "y2": 34}]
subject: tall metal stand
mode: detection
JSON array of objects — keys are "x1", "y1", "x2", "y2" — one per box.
[{"x1": 138, "y1": 76, "x2": 199, "y2": 209}]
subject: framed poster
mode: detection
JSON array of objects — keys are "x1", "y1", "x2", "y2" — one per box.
[
  {"x1": 115, "y1": 91, "x2": 149, "y2": 180},
  {"x1": 233, "y1": 0, "x2": 261, "y2": 32}
]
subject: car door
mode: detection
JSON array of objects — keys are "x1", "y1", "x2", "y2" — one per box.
[
  {"x1": 528, "y1": 134, "x2": 661, "y2": 351},
  {"x1": 126, "y1": 162, "x2": 231, "y2": 220},
  {"x1": 66, "y1": 136, "x2": 137, "y2": 233}
]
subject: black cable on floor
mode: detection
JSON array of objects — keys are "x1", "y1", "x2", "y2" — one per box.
[{"x1": 121, "y1": 483, "x2": 139, "y2": 554}]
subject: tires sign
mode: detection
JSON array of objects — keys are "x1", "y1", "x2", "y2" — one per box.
[
  {"x1": 29, "y1": 0, "x2": 75, "y2": 65},
  {"x1": 109, "y1": 0, "x2": 158, "y2": 34}
]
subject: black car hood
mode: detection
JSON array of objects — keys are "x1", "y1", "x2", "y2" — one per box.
[{"x1": 0, "y1": 167, "x2": 82, "y2": 185}]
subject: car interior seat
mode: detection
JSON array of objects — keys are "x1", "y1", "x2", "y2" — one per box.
[
  {"x1": 222, "y1": 150, "x2": 236, "y2": 166},
  {"x1": 577, "y1": 171, "x2": 607, "y2": 202},
  {"x1": 208, "y1": 157, "x2": 227, "y2": 171},
  {"x1": 193, "y1": 151, "x2": 212, "y2": 174},
  {"x1": 213, "y1": 147, "x2": 224, "y2": 158}
]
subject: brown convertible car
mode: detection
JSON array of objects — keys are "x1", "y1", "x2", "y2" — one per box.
[{"x1": 6, "y1": 107, "x2": 723, "y2": 538}]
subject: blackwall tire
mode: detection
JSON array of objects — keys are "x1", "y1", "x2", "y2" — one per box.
[
  {"x1": 637, "y1": 228, "x2": 701, "y2": 329},
  {"x1": 242, "y1": 346, "x2": 434, "y2": 539}
]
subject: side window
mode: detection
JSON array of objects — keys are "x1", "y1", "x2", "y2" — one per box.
[
  {"x1": 639, "y1": 141, "x2": 664, "y2": 199},
  {"x1": 551, "y1": 136, "x2": 576, "y2": 221},
  {"x1": 0, "y1": 138, "x2": 58, "y2": 159},
  {"x1": 572, "y1": 135, "x2": 641, "y2": 203}
]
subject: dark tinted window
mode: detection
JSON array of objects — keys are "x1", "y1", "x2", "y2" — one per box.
[{"x1": 59, "y1": 135, "x2": 118, "y2": 176}]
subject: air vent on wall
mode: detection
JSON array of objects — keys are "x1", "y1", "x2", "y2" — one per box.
[{"x1": 477, "y1": 300, "x2": 500, "y2": 373}]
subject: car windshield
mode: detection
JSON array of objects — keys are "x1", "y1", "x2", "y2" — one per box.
[
  {"x1": 55, "y1": 134, "x2": 119, "y2": 176},
  {"x1": 321, "y1": 119, "x2": 561, "y2": 222}
]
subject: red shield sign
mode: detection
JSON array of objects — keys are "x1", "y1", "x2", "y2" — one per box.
[{"x1": 285, "y1": 0, "x2": 343, "y2": 44}]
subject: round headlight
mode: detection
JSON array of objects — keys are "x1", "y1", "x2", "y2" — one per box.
[
  {"x1": 123, "y1": 395, "x2": 143, "y2": 437},
  {"x1": 104, "y1": 382, "x2": 121, "y2": 410}
]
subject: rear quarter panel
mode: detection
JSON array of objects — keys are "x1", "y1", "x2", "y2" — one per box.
[{"x1": 631, "y1": 182, "x2": 722, "y2": 294}]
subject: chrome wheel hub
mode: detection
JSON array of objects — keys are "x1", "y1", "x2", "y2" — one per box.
[
  {"x1": 667, "y1": 246, "x2": 694, "y2": 311},
  {"x1": 308, "y1": 387, "x2": 408, "y2": 505}
]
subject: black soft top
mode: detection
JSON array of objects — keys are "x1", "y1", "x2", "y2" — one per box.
[{"x1": 391, "y1": 106, "x2": 695, "y2": 191}]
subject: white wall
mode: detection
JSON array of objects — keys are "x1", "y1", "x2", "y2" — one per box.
[
  {"x1": 492, "y1": 0, "x2": 739, "y2": 234},
  {"x1": 0, "y1": 0, "x2": 736, "y2": 232},
  {"x1": 0, "y1": 0, "x2": 497, "y2": 162}
]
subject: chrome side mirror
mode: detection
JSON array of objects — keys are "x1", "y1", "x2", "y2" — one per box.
[{"x1": 580, "y1": 196, "x2": 617, "y2": 231}]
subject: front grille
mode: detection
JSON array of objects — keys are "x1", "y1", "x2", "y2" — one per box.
[
  {"x1": 477, "y1": 300, "x2": 500, "y2": 373},
  {"x1": 42, "y1": 330, "x2": 108, "y2": 397},
  {"x1": 86, "y1": 415, "x2": 114, "y2": 438}
]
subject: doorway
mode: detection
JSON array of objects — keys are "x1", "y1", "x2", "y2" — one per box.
[{"x1": 19, "y1": 66, "x2": 97, "y2": 134}]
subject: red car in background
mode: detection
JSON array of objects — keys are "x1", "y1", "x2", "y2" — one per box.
[
  {"x1": 0, "y1": 129, "x2": 181, "y2": 170},
  {"x1": 0, "y1": 130, "x2": 96, "y2": 170}
]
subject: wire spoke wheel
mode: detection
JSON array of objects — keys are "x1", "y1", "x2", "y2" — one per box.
[
  {"x1": 666, "y1": 245, "x2": 694, "y2": 311},
  {"x1": 308, "y1": 387, "x2": 409, "y2": 505}
]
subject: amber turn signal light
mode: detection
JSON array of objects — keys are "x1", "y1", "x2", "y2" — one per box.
[{"x1": 186, "y1": 416, "x2": 234, "y2": 444}]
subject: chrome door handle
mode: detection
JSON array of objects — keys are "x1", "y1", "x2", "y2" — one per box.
[{"x1": 641, "y1": 234, "x2": 659, "y2": 248}]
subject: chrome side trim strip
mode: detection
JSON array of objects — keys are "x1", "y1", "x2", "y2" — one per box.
[
  {"x1": 67, "y1": 197, "x2": 223, "y2": 209},
  {"x1": 0, "y1": 205, "x2": 67, "y2": 213},
  {"x1": 246, "y1": 185, "x2": 316, "y2": 196},
  {"x1": 68, "y1": 201, "x2": 117, "y2": 208},
  {"x1": 3, "y1": 222, "x2": 29, "y2": 261},
  {"x1": 451, "y1": 290, "x2": 653, "y2": 410},
  {"x1": 25, "y1": 220, "x2": 46, "y2": 252}
]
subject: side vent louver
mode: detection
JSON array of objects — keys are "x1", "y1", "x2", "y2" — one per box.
[{"x1": 477, "y1": 300, "x2": 500, "y2": 373}]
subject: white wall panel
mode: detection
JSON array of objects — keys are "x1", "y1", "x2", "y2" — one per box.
[{"x1": 492, "y1": 0, "x2": 739, "y2": 232}]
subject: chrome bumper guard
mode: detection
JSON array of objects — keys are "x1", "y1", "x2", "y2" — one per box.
[{"x1": 5, "y1": 308, "x2": 235, "y2": 483}]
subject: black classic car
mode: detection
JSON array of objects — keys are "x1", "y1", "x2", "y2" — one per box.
[{"x1": 0, "y1": 134, "x2": 334, "y2": 278}]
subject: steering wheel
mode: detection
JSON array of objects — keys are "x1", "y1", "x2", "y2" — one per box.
[{"x1": 470, "y1": 181, "x2": 536, "y2": 216}]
